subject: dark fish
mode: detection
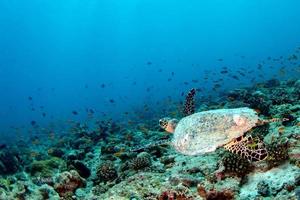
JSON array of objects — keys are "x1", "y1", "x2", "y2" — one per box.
[
  {"x1": 28, "y1": 96, "x2": 33, "y2": 101},
  {"x1": 220, "y1": 70, "x2": 228, "y2": 74},
  {"x1": 0, "y1": 144, "x2": 7, "y2": 150},
  {"x1": 101, "y1": 84, "x2": 106, "y2": 88},
  {"x1": 109, "y1": 99, "x2": 115, "y2": 103},
  {"x1": 238, "y1": 71, "x2": 245, "y2": 76},
  {"x1": 42, "y1": 113, "x2": 46, "y2": 117},
  {"x1": 72, "y1": 111, "x2": 78, "y2": 115},
  {"x1": 89, "y1": 109, "x2": 95, "y2": 114},
  {"x1": 171, "y1": 72, "x2": 175, "y2": 76},
  {"x1": 217, "y1": 58, "x2": 223, "y2": 61},
  {"x1": 231, "y1": 75, "x2": 239, "y2": 80},
  {"x1": 195, "y1": 88, "x2": 202, "y2": 92},
  {"x1": 167, "y1": 78, "x2": 172, "y2": 82},
  {"x1": 183, "y1": 82, "x2": 189, "y2": 85},
  {"x1": 146, "y1": 61, "x2": 152, "y2": 65},
  {"x1": 214, "y1": 84, "x2": 221, "y2": 88},
  {"x1": 192, "y1": 80, "x2": 198, "y2": 83},
  {"x1": 158, "y1": 69, "x2": 162, "y2": 72},
  {"x1": 31, "y1": 120, "x2": 37, "y2": 126}
]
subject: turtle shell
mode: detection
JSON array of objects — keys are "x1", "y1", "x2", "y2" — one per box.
[{"x1": 172, "y1": 107, "x2": 259, "y2": 155}]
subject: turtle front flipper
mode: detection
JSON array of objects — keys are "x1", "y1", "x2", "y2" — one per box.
[{"x1": 224, "y1": 135, "x2": 268, "y2": 162}]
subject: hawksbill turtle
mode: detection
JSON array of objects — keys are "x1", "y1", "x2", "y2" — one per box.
[{"x1": 159, "y1": 107, "x2": 285, "y2": 162}]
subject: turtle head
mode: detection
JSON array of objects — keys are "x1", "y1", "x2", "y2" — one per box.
[{"x1": 159, "y1": 117, "x2": 178, "y2": 133}]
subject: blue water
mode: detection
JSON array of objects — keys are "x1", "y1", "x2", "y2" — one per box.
[{"x1": 0, "y1": 0, "x2": 299, "y2": 140}]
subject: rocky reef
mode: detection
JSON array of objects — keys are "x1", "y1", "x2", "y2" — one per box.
[{"x1": 0, "y1": 78, "x2": 299, "y2": 200}]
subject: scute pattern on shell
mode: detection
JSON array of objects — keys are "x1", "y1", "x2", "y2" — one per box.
[{"x1": 172, "y1": 107, "x2": 259, "y2": 155}]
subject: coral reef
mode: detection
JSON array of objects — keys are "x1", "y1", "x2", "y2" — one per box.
[
  {"x1": 220, "y1": 151, "x2": 253, "y2": 177},
  {"x1": 96, "y1": 161, "x2": 118, "y2": 182},
  {"x1": 0, "y1": 78, "x2": 299, "y2": 199},
  {"x1": 54, "y1": 170, "x2": 86, "y2": 198},
  {"x1": 183, "y1": 88, "x2": 196, "y2": 116},
  {"x1": 266, "y1": 141, "x2": 289, "y2": 168},
  {"x1": 0, "y1": 148, "x2": 21, "y2": 175},
  {"x1": 130, "y1": 152, "x2": 152, "y2": 170}
]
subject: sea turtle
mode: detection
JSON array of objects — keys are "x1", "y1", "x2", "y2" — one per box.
[{"x1": 159, "y1": 107, "x2": 283, "y2": 162}]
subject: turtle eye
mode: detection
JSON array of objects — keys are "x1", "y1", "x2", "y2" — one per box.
[
  {"x1": 159, "y1": 119, "x2": 165, "y2": 127},
  {"x1": 159, "y1": 119, "x2": 169, "y2": 129}
]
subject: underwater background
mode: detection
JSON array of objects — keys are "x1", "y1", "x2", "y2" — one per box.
[{"x1": 0, "y1": 0, "x2": 299, "y2": 199}]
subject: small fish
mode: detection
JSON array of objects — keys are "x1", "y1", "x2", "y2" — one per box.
[
  {"x1": 100, "y1": 84, "x2": 106, "y2": 88},
  {"x1": 237, "y1": 71, "x2": 245, "y2": 76},
  {"x1": 146, "y1": 61, "x2": 152, "y2": 65},
  {"x1": 231, "y1": 75, "x2": 239, "y2": 80},
  {"x1": 89, "y1": 109, "x2": 95, "y2": 114},
  {"x1": 0, "y1": 144, "x2": 7, "y2": 150},
  {"x1": 31, "y1": 120, "x2": 37, "y2": 126},
  {"x1": 288, "y1": 54, "x2": 298, "y2": 61},
  {"x1": 278, "y1": 126, "x2": 285, "y2": 134},
  {"x1": 42, "y1": 113, "x2": 46, "y2": 117},
  {"x1": 214, "y1": 84, "x2": 221, "y2": 88},
  {"x1": 217, "y1": 58, "x2": 223, "y2": 61},
  {"x1": 72, "y1": 111, "x2": 78, "y2": 115},
  {"x1": 220, "y1": 70, "x2": 228, "y2": 74},
  {"x1": 28, "y1": 96, "x2": 33, "y2": 101},
  {"x1": 109, "y1": 99, "x2": 115, "y2": 103},
  {"x1": 257, "y1": 64, "x2": 263, "y2": 70}
]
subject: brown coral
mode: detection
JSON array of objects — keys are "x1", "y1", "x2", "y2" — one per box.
[
  {"x1": 197, "y1": 185, "x2": 234, "y2": 200},
  {"x1": 158, "y1": 188, "x2": 193, "y2": 200},
  {"x1": 54, "y1": 170, "x2": 86, "y2": 198}
]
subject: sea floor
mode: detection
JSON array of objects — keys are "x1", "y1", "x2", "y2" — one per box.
[{"x1": 0, "y1": 79, "x2": 300, "y2": 200}]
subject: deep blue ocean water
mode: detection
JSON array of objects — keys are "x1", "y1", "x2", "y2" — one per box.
[{"x1": 0, "y1": 0, "x2": 299, "y2": 141}]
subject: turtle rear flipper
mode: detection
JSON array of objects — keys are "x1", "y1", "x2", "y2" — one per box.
[{"x1": 224, "y1": 135, "x2": 268, "y2": 162}]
